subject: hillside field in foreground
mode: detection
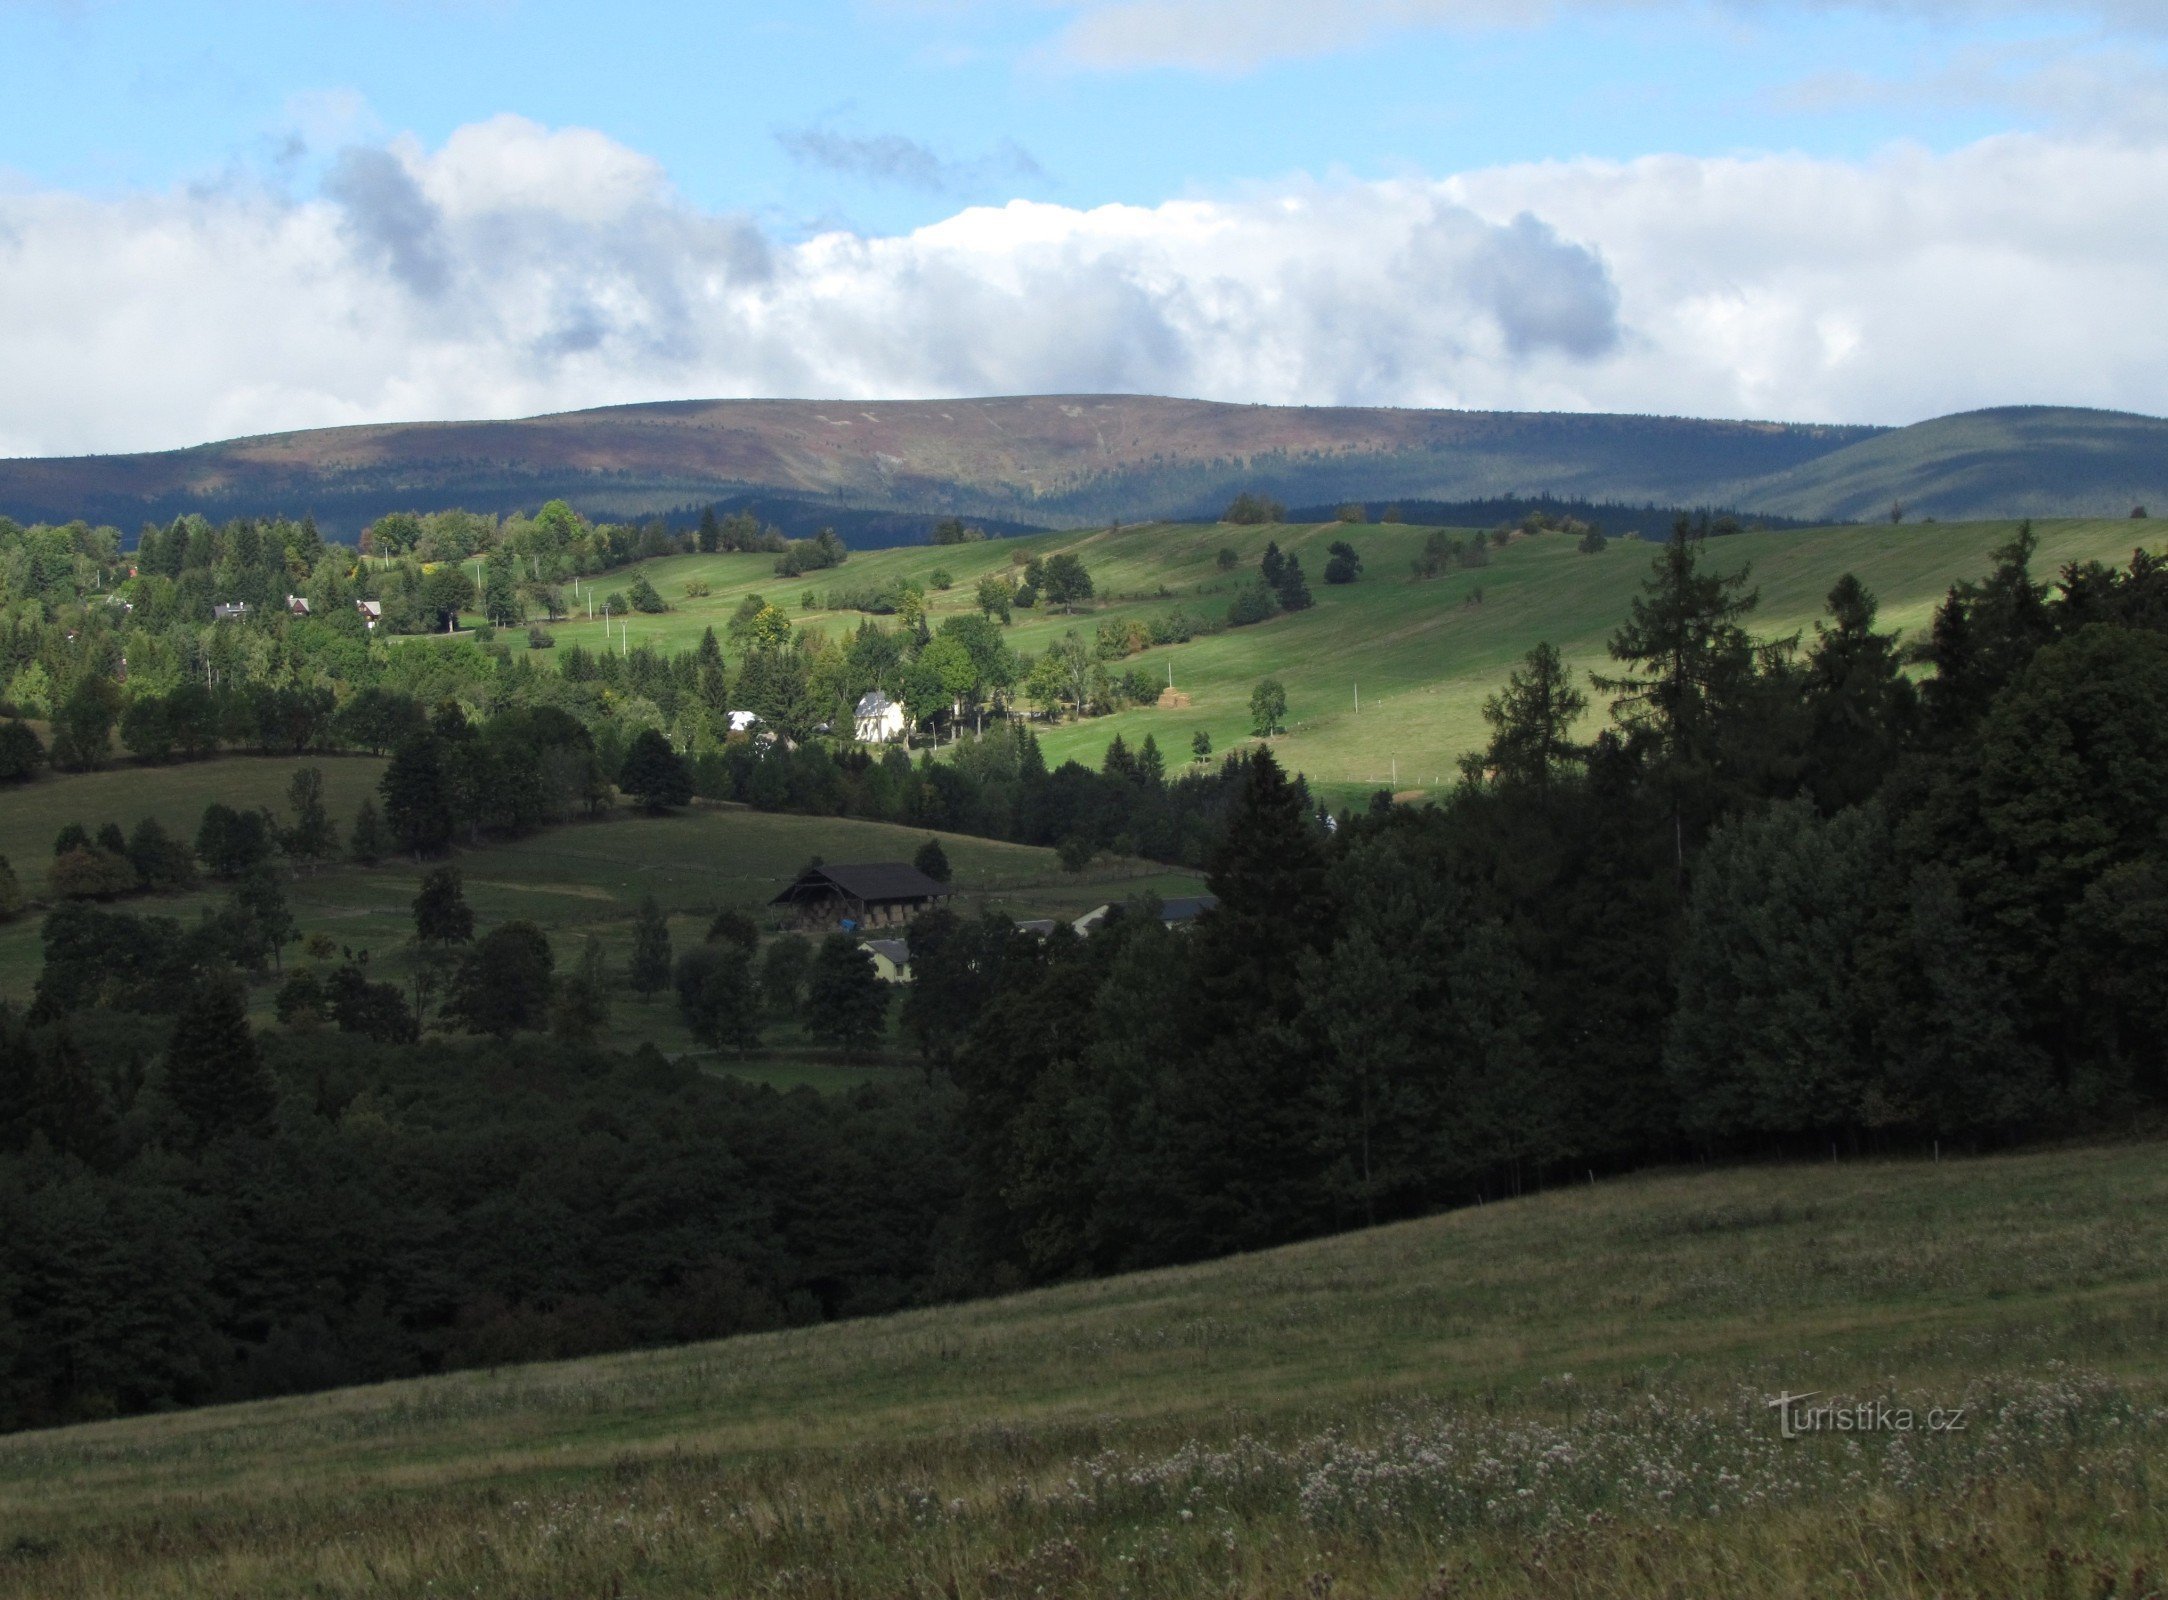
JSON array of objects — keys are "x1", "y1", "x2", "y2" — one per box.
[
  {"x1": 470, "y1": 515, "x2": 2158, "y2": 805},
  {"x1": 4, "y1": 1138, "x2": 2162, "y2": 1598}
]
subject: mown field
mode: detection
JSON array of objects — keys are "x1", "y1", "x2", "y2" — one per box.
[
  {"x1": 0, "y1": 765, "x2": 1200, "y2": 1059},
  {"x1": 4, "y1": 1138, "x2": 2161, "y2": 1598},
  {"x1": 481, "y1": 515, "x2": 2160, "y2": 804}
]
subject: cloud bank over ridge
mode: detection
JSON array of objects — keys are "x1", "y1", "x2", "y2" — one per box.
[{"x1": 0, "y1": 111, "x2": 2162, "y2": 458}]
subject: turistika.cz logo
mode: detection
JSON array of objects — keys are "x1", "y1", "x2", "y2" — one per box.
[{"x1": 1765, "y1": 1391, "x2": 1969, "y2": 1440}]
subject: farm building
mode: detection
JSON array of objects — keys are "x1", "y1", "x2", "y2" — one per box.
[
  {"x1": 1073, "y1": 894, "x2": 1218, "y2": 936},
  {"x1": 854, "y1": 690, "x2": 906, "y2": 744},
  {"x1": 771, "y1": 862, "x2": 952, "y2": 931},
  {"x1": 862, "y1": 938, "x2": 912, "y2": 982}
]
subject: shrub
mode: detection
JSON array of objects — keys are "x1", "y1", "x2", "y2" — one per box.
[
  {"x1": 1228, "y1": 580, "x2": 1280, "y2": 627},
  {"x1": 628, "y1": 575, "x2": 668, "y2": 614},
  {"x1": 1578, "y1": 527, "x2": 1609, "y2": 554},
  {"x1": 928, "y1": 569, "x2": 953, "y2": 591},
  {"x1": 0, "y1": 721, "x2": 42, "y2": 782},
  {"x1": 527, "y1": 627, "x2": 556, "y2": 649},
  {"x1": 683, "y1": 579, "x2": 711, "y2": 598},
  {"x1": 51, "y1": 846, "x2": 139, "y2": 901},
  {"x1": 1216, "y1": 546, "x2": 1240, "y2": 571},
  {"x1": 913, "y1": 836, "x2": 952, "y2": 883},
  {"x1": 1412, "y1": 531, "x2": 1460, "y2": 578},
  {"x1": 1334, "y1": 503, "x2": 1365, "y2": 524},
  {"x1": 1324, "y1": 541, "x2": 1362, "y2": 585}
]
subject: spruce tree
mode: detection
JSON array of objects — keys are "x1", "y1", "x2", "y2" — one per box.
[
  {"x1": 1274, "y1": 553, "x2": 1313, "y2": 612},
  {"x1": 348, "y1": 798, "x2": 386, "y2": 865},
  {"x1": 283, "y1": 766, "x2": 339, "y2": 870},
  {"x1": 1461, "y1": 641, "x2": 1587, "y2": 790},
  {"x1": 381, "y1": 734, "x2": 454, "y2": 857},
  {"x1": 629, "y1": 896, "x2": 672, "y2": 1000},
  {"x1": 1802, "y1": 574, "x2": 1917, "y2": 813},
  {"x1": 31, "y1": 1029, "x2": 117, "y2": 1168},
  {"x1": 163, "y1": 981, "x2": 277, "y2": 1146},
  {"x1": 913, "y1": 836, "x2": 952, "y2": 884},
  {"x1": 1591, "y1": 518, "x2": 1761, "y2": 880},
  {"x1": 0, "y1": 1012, "x2": 34, "y2": 1150}
]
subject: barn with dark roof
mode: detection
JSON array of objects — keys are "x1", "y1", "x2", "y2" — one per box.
[{"x1": 770, "y1": 862, "x2": 953, "y2": 931}]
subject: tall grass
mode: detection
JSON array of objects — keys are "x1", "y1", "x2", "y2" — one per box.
[{"x1": 5, "y1": 1141, "x2": 2163, "y2": 1596}]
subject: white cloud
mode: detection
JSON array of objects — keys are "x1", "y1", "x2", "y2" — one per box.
[
  {"x1": 0, "y1": 112, "x2": 2164, "y2": 458},
  {"x1": 1040, "y1": 0, "x2": 2165, "y2": 72}
]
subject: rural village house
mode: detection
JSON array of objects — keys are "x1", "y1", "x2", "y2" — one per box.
[
  {"x1": 861, "y1": 938, "x2": 912, "y2": 982},
  {"x1": 854, "y1": 690, "x2": 906, "y2": 743}
]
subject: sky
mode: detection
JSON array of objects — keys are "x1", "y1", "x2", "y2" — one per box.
[{"x1": 1, "y1": 0, "x2": 2164, "y2": 456}]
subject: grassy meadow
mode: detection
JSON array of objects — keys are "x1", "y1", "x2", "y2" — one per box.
[
  {"x1": 0, "y1": 766, "x2": 1200, "y2": 1054},
  {"x1": 482, "y1": 515, "x2": 2160, "y2": 805},
  {"x1": 4, "y1": 1138, "x2": 2162, "y2": 1597}
]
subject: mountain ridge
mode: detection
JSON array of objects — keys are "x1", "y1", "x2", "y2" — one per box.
[{"x1": 0, "y1": 394, "x2": 2158, "y2": 535}]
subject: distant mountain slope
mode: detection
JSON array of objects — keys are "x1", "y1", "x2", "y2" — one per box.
[
  {"x1": 0, "y1": 395, "x2": 2157, "y2": 535},
  {"x1": 1731, "y1": 406, "x2": 2168, "y2": 522},
  {"x1": 0, "y1": 396, "x2": 1873, "y2": 534}
]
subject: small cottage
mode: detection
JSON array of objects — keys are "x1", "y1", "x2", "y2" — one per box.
[
  {"x1": 286, "y1": 595, "x2": 312, "y2": 617},
  {"x1": 771, "y1": 862, "x2": 952, "y2": 931},
  {"x1": 211, "y1": 602, "x2": 249, "y2": 622},
  {"x1": 854, "y1": 690, "x2": 906, "y2": 744},
  {"x1": 356, "y1": 599, "x2": 384, "y2": 630},
  {"x1": 861, "y1": 938, "x2": 912, "y2": 982}
]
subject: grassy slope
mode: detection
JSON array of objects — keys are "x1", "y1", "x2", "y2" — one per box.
[
  {"x1": 0, "y1": 779, "x2": 1200, "y2": 1039},
  {"x1": 1740, "y1": 407, "x2": 2168, "y2": 522},
  {"x1": 505, "y1": 515, "x2": 2158, "y2": 805},
  {"x1": 5, "y1": 1139, "x2": 2163, "y2": 1597}
]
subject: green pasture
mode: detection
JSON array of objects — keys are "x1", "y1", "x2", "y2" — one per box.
[
  {"x1": 5, "y1": 1137, "x2": 2162, "y2": 1596},
  {"x1": 0, "y1": 773, "x2": 1200, "y2": 1040},
  {"x1": 491, "y1": 516, "x2": 2160, "y2": 805}
]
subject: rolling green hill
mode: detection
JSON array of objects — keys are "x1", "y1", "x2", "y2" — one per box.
[
  {"x1": 0, "y1": 775, "x2": 1200, "y2": 1062},
  {"x1": 494, "y1": 513, "x2": 2159, "y2": 806},
  {"x1": 4, "y1": 1138, "x2": 2160, "y2": 1598},
  {"x1": 6, "y1": 393, "x2": 2163, "y2": 533},
  {"x1": 1734, "y1": 406, "x2": 2168, "y2": 522}
]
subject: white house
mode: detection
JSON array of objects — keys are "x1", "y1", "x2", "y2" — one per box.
[
  {"x1": 727, "y1": 710, "x2": 763, "y2": 735},
  {"x1": 854, "y1": 690, "x2": 906, "y2": 744}
]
